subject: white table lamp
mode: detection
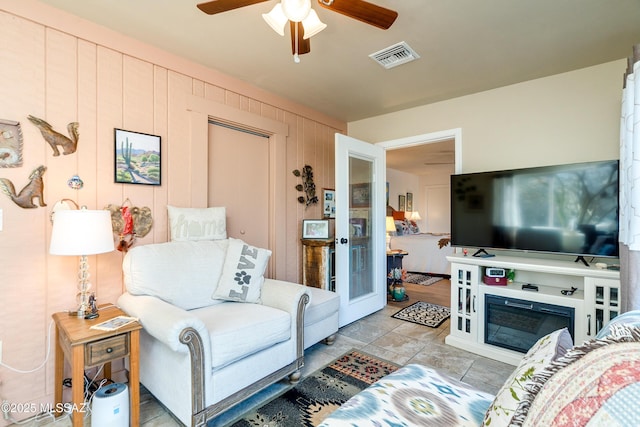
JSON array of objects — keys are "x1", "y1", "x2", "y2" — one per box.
[
  {"x1": 386, "y1": 216, "x2": 396, "y2": 251},
  {"x1": 50, "y1": 208, "x2": 114, "y2": 318}
]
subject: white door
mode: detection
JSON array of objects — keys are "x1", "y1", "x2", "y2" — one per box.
[{"x1": 335, "y1": 134, "x2": 387, "y2": 327}]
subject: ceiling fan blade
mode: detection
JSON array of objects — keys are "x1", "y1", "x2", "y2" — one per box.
[
  {"x1": 317, "y1": 0, "x2": 398, "y2": 30},
  {"x1": 290, "y1": 21, "x2": 311, "y2": 55},
  {"x1": 197, "y1": 0, "x2": 269, "y2": 15}
]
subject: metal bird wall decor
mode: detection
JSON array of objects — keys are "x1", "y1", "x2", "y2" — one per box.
[{"x1": 27, "y1": 115, "x2": 79, "y2": 156}]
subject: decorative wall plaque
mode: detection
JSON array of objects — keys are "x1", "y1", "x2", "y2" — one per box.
[{"x1": 0, "y1": 119, "x2": 23, "y2": 167}]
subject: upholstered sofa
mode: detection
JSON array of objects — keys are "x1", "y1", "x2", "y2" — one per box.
[
  {"x1": 117, "y1": 237, "x2": 312, "y2": 427},
  {"x1": 320, "y1": 311, "x2": 640, "y2": 426}
]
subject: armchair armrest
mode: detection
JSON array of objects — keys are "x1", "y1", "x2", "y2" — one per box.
[
  {"x1": 117, "y1": 292, "x2": 210, "y2": 354},
  {"x1": 261, "y1": 279, "x2": 310, "y2": 314},
  {"x1": 261, "y1": 279, "x2": 310, "y2": 360}
]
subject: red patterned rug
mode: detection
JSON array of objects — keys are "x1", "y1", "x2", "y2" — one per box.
[{"x1": 228, "y1": 350, "x2": 399, "y2": 427}]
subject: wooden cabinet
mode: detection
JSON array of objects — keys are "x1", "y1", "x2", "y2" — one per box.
[{"x1": 302, "y1": 239, "x2": 335, "y2": 291}]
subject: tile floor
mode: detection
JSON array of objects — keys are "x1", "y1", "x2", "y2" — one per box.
[{"x1": 14, "y1": 304, "x2": 515, "y2": 426}]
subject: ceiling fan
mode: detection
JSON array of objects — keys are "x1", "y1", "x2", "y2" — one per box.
[{"x1": 197, "y1": 0, "x2": 398, "y2": 62}]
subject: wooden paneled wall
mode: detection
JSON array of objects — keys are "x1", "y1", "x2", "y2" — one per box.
[{"x1": 0, "y1": 3, "x2": 344, "y2": 422}]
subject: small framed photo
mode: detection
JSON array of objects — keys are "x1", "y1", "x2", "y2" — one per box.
[
  {"x1": 406, "y1": 192, "x2": 413, "y2": 212},
  {"x1": 349, "y1": 217, "x2": 367, "y2": 237},
  {"x1": 323, "y1": 188, "x2": 335, "y2": 218},
  {"x1": 114, "y1": 128, "x2": 161, "y2": 185},
  {"x1": 351, "y1": 183, "x2": 370, "y2": 208},
  {"x1": 302, "y1": 219, "x2": 330, "y2": 239},
  {"x1": 398, "y1": 195, "x2": 406, "y2": 211}
]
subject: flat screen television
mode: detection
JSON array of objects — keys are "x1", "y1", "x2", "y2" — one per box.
[{"x1": 451, "y1": 160, "x2": 619, "y2": 259}]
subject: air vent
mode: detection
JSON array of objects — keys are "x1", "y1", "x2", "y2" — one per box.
[{"x1": 369, "y1": 41, "x2": 420, "y2": 69}]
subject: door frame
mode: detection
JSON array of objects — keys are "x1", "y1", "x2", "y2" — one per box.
[
  {"x1": 186, "y1": 95, "x2": 289, "y2": 278},
  {"x1": 376, "y1": 128, "x2": 463, "y2": 175}
]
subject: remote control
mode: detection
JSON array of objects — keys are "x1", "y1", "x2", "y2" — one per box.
[{"x1": 522, "y1": 283, "x2": 538, "y2": 291}]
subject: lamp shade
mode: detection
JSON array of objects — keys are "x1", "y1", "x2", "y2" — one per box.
[
  {"x1": 262, "y1": 3, "x2": 288, "y2": 36},
  {"x1": 302, "y1": 9, "x2": 326, "y2": 39},
  {"x1": 410, "y1": 211, "x2": 421, "y2": 221},
  {"x1": 386, "y1": 216, "x2": 396, "y2": 232},
  {"x1": 281, "y1": 0, "x2": 311, "y2": 22},
  {"x1": 50, "y1": 209, "x2": 114, "y2": 256}
]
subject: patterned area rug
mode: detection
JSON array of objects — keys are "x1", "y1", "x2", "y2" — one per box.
[
  {"x1": 392, "y1": 301, "x2": 451, "y2": 328},
  {"x1": 403, "y1": 272, "x2": 444, "y2": 286},
  {"x1": 229, "y1": 350, "x2": 399, "y2": 427}
]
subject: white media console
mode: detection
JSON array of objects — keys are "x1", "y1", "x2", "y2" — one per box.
[{"x1": 445, "y1": 253, "x2": 620, "y2": 365}]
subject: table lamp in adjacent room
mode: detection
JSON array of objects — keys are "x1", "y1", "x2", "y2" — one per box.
[
  {"x1": 50, "y1": 207, "x2": 114, "y2": 319},
  {"x1": 386, "y1": 216, "x2": 396, "y2": 252}
]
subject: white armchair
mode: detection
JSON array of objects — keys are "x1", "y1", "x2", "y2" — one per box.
[{"x1": 117, "y1": 240, "x2": 310, "y2": 426}]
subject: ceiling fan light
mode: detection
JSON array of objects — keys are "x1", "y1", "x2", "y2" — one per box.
[
  {"x1": 301, "y1": 9, "x2": 326, "y2": 39},
  {"x1": 262, "y1": 3, "x2": 288, "y2": 36},
  {"x1": 281, "y1": 0, "x2": 311, "y2": 22}
]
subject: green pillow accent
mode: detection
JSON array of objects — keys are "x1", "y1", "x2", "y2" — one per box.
[{"x1": 483, "y1": 328, "x2": 573, "y2": 426}]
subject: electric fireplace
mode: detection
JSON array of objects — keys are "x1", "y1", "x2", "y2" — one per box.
[{"x1": 484, "y1": 294, "x2": 575, "y2": 353}]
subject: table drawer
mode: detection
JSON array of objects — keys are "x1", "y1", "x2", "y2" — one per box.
[{"x1": 85, "y1": 334, "x2": 128, "y2": 366}]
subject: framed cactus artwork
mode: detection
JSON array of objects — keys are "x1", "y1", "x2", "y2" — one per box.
[{"x1": 114, "y1": 128, "x2": 161, "y2": 185}]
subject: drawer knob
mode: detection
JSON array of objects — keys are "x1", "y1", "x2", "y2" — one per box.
[{"x1": 106, "y1": 347, "x2": 113, "y2": 353}]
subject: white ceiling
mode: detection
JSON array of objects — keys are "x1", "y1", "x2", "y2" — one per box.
[
  {"x1": 36, "y1": 0, "x2": 640, "y2": 123},
  {"x1": 386, "y1": 139, "x2": 455, "y2": 175}
]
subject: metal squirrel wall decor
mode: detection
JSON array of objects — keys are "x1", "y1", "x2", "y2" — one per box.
[
  {"x1": 0, "y1": 165, "x2": 47, "y2": 208},
  {"x1": 292, "y1": 165, "x2": 318, "y2": 207},
  {"x1": 27, "y1": 115, "x2": 79, "y2": 156}
]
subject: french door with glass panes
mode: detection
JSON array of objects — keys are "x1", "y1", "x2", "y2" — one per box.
[{"x1": 334, "y1": 134, "x2": 386, "y2": 327}]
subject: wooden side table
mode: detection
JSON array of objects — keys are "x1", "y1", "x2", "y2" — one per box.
[
  {"x1": 53, "y1": 305, "x2": 142, "y2": 427},
  {"x1": 387, "y1": 250, "x2": 409, "y2": 302},
  {"x1": 302, "y1": 238, "x2": 335, "y2": 291},
  {"x1": 387, "y1": 250, "x2": 409, "y2": 274}
]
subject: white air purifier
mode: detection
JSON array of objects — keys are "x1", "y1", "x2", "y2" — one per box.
[{"x1": 91, "y1": 382, "x2": 129, "y2": 427}]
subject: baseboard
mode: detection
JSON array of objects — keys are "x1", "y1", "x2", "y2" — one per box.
[{"x1": 444, "y1": 334, "x2": 522, "y2": 366}]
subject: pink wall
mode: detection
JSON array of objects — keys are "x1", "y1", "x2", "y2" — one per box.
[{"x1": 0, "y1": 1, "x2": 344, "y2": 422}]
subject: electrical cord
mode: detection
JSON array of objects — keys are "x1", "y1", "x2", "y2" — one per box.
[
  {"x1": 84, "y1": 365, "x2": 105, "y2": 402},
  {"x1": 1, "y1": 306, "x2": 124, "y2": 424},
  {"x1": 0, "y1": 320, "x2": 60, "y2": 425},
  {"x1": 0, "y1": 305, "x2": 118, "y2": 372},
  {"x1": 0, "y1": 317, "x2": 112, "y2": 424},
  {"x1": 0, "y1": 305, "x2": 118, "y2": 374},
  {"x1": 2, "y1": 410, "x2": 62, "y2": 425},
  {"x1": 4, "y1": 367, "x2": 111, "y2": 424},
  {"x1": 86, "y1": 377, "x2": 110, "y2": 419},
  {"x1": 0, "y1": 320, "x2": 54, "y2": 373}
]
